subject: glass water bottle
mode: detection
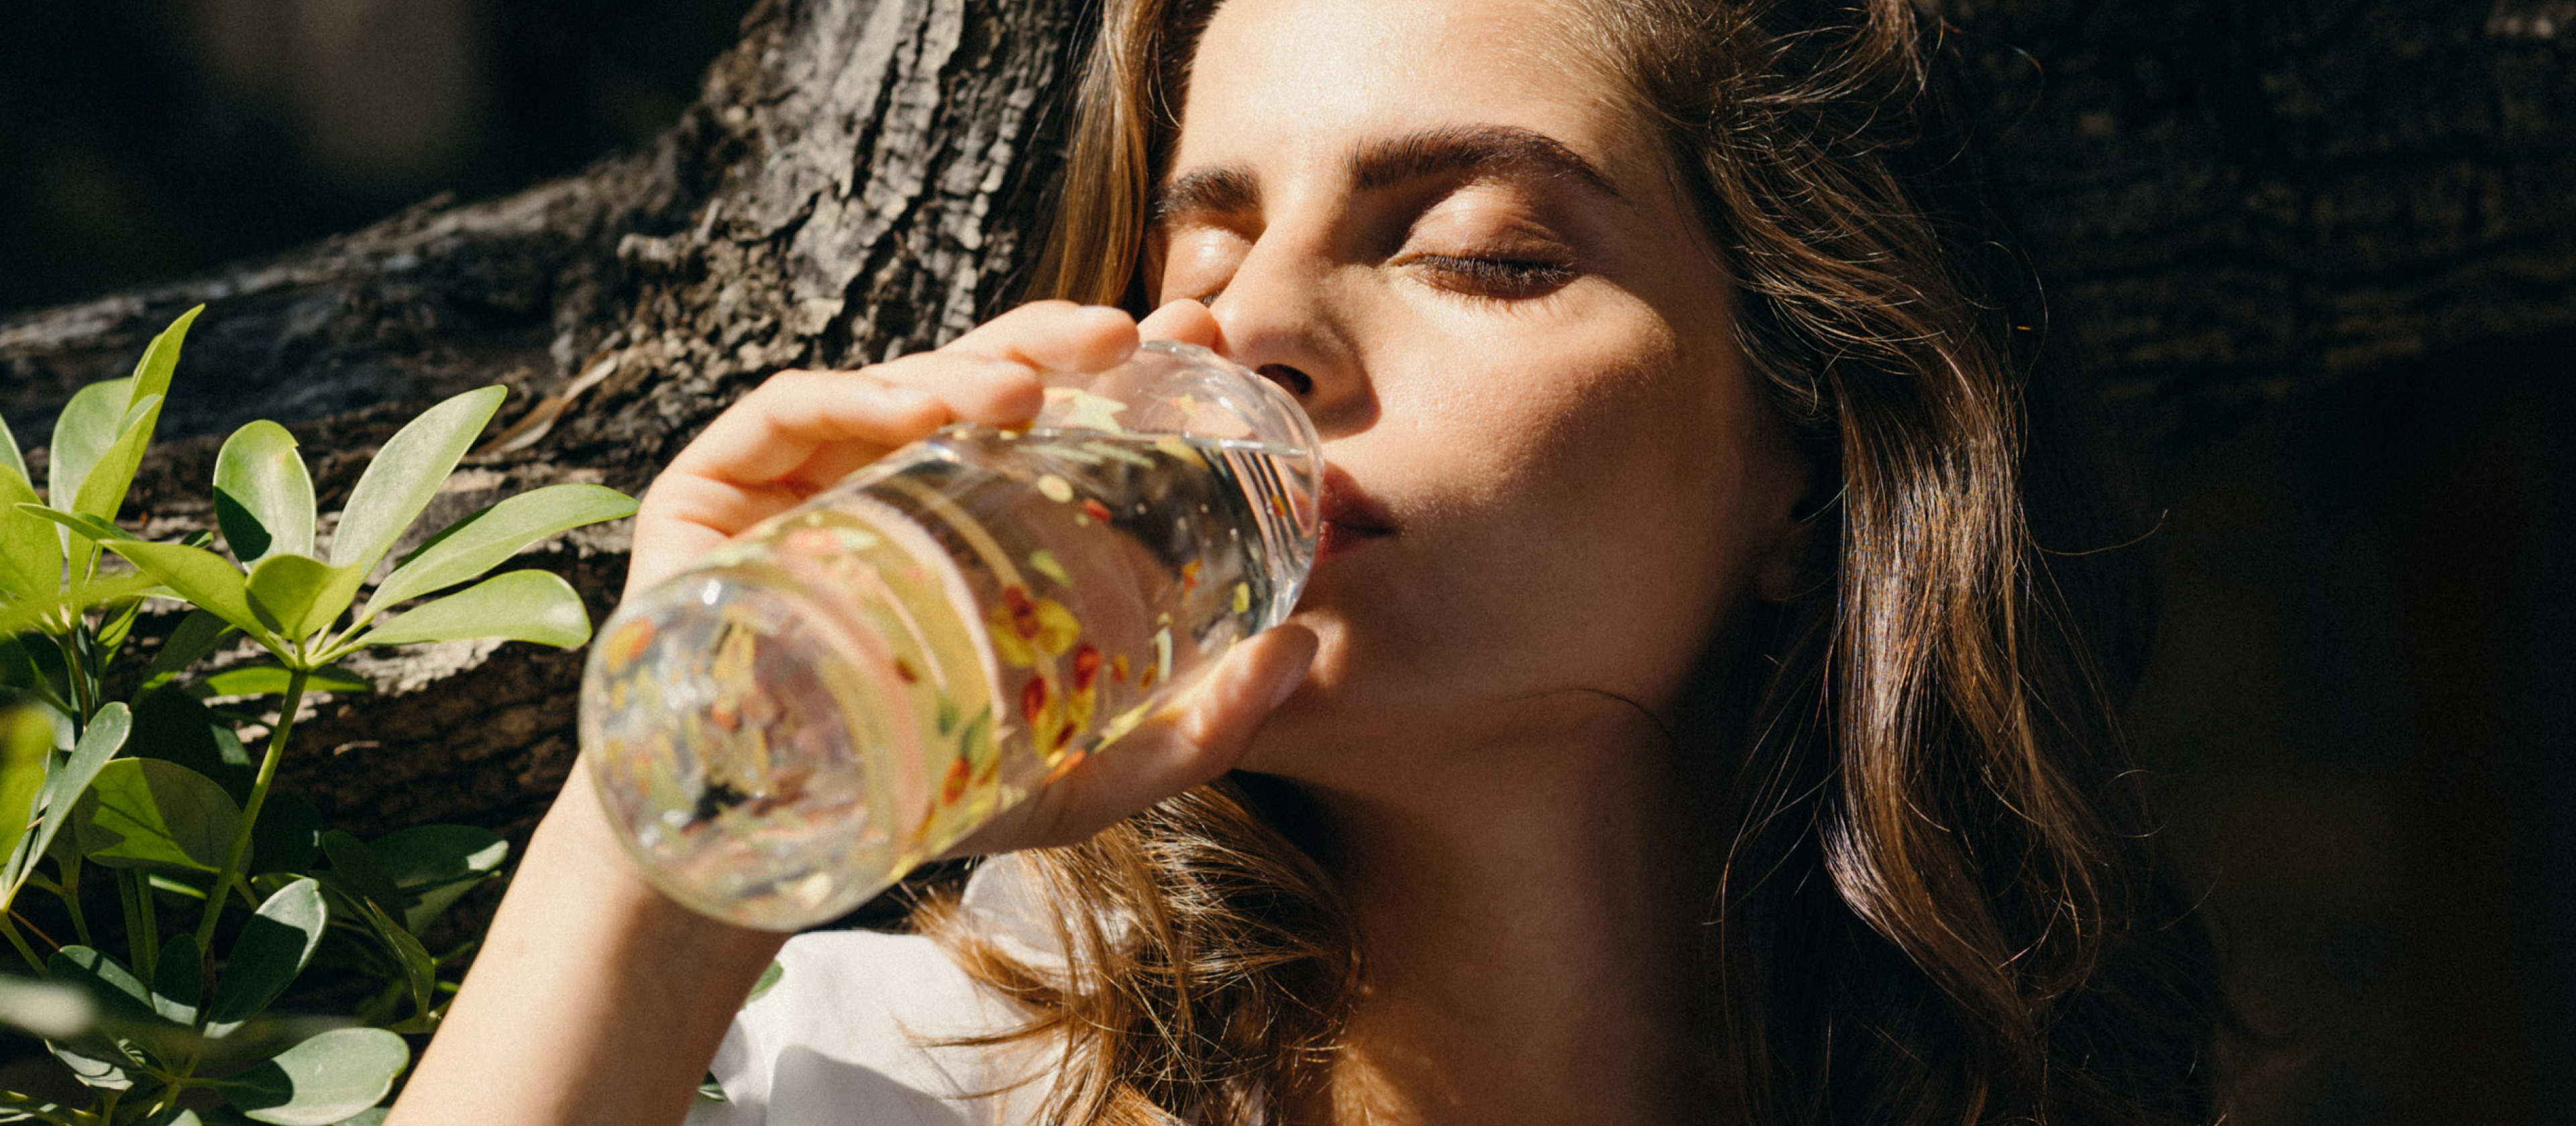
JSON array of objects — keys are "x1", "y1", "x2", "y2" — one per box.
[{"x1": 580, "y1": 342, "x2": 1322, "y2": 930}]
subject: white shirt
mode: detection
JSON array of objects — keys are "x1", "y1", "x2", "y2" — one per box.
[{"x1": 684, "y1": 859, "x2": 1067, "y2": 1126}]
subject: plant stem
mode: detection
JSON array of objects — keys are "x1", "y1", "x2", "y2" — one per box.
[
  {"x1": 142, "y1": 1077, "x2": 184, "y2": 1122},
  {"x1": 0, "y1": 1089, "x2": 80, "y2": 1126},
  {"x1": 131, "y1": 873, "x2": 156, "y2": 972},
  {"x1": 60, "y1": 856, "x2": 91, "y2": 948},
  {"x1": 193, "y1": 667, "x2": 307, "y2": 949},
  {"x1": 0, "y1": 912, "x2": 43, "y2": 976},
  {"x1": 50, "y1": 632, "x2": 91, "y2": 729},
  {"x1": 117, "y1": 868, "x2": 154, "y2": 982}
]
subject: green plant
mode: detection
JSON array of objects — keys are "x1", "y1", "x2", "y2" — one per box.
[{"x1": 0, "y1": 308, "x2": 637, "y2": 1125}]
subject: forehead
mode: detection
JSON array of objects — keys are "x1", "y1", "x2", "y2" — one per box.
[{"x1": 1172, "y1": 0, "x2": 1654, "y2": 188}]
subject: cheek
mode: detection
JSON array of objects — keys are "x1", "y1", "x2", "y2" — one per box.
[
  {"x1": 1414, "y1": 315, "x2": 1735, "y2": 524},
  {"x1": 1384, "y1": 317, "x2": 1770, "y2": 696}
]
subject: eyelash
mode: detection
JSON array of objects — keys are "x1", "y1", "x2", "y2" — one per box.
[{"x1": 1407, "y1": 254, "x2": 1576, "y2": 299}]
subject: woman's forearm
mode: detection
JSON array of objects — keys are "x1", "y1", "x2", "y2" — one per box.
[{"x1": 390, "y1": 770, "x2": 788, "y2": 1126}]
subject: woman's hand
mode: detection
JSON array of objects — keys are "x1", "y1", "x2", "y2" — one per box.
[
  {"x1": 627, "y1": 300, "x2": 1124, "y2": 597},
  {"x1": 629, "y1": 297, "x2": 1316, "y2": 854},
  {"x1": 394, "y1": 300, "x2": 1313, "y2": 1126}
]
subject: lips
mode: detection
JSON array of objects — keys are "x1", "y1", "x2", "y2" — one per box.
[{"x1": 1316, "y1": 464, "x2": 1393, "y2": 558}]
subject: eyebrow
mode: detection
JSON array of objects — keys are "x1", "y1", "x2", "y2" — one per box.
[
  {"x1": 1350, "y1": 123, "x2": 1623, "y2": 201},
  {"x1": 1150, "y1": 123, "x2": 1623, "y2": 225},
  {"x1": 1154, "y1": 166, "x2": 1261, "y2": 225}
]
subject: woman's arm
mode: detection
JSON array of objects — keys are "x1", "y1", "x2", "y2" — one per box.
[
  {"x1": 387, "y1": 773, "x2": 786, "y2": 1126},
  {"x1": 389, "y1": 301, "x2": 1314, "y2": 1126}
]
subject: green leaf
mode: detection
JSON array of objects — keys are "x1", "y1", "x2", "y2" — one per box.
[
  {"x1": 207, "y1": 878, "x2": 323, "y2": 1037},
  {"x1": 143, "y1": 610, "x2": 238, "y2": 686},
  {"x1": 103, "y1": 541, "x2": 267, "y2": 645},
  {"x1": 247, "y1": 791, "x2": 321, "y2": 876},
  {"x1": 213, "y1": 1026, "x2": 409, "y2": 1126},
  {"x1": 0, "y1": 709, "x2": 52, "y2": 907},
  {"x1": 16, "y1": 503, "x2": 137, "y2": 545},
  {"x1": 48, "y1": 944, "x2": 184, "y2": 1077},
  {"x1": 149, "y1": 933, "x2": 203, "y2": 1027},
  {"x1": 129, "y1": 689, "x2": 253, "y2": 803},
  {"x1": 15, "y1": 695, "x2": 121, "y2": 866},
  {"x1": 48, "y1": 378, "x2": 135, "y2": 515},
  {"x1": 214, "y1": 421, "x2": 316, "y2": 564},
  {"x1": 350, "y1": 570, "x2": 589, "y2": 651},
  {"x1": 50, "y1": 1041, "x2": 136, "y2": 1091},
  {"x1": 196, "y1": 665, "x2": 372, "y2": 699},
  {"x1": 72, "y1": 758, "x2": 241, "y2": 874},
  {"x1": 0, "y1": 410, "x2": 28, "y2": 491},
  {"x1": 355, "y1": 897, "x2": 436, "y2": 1020},
  {"x1": 50, "y1": 1041, "x2": 136, "y2": 1092},
  {"x1": 327, "y1": 387, "x2": 507, "y2": 581},
  {"x1": 367, "y1": 825, "x2": 507, "y2": 933},
  {"x1": 50, "y1": 945, "x2": 154, "y2": 1019},
  {"x1": 0, "y1": 468, "x2": 59, "y2": 604},
  {"x1": 244, "y1": 554, "x2": 354, "y2": 642},
  {"x1": 9, "y1": 702, "x2": 127, "y2": 899},
  {"x1": 128, "y1": 305, "x2": 203, "y2": 407},
  {"x1": 0, "y1": 572, "x2": 159, "y2": 643},
  {"x1": 360, "y1": 484, "x2": 635, "y2": 621},
  {"x1": 747, "y1": 960, "x2": 784, "y2": 1005},
  {"x1": 316, "y1": 833, "x2": 398, "y2": 916},
  {"x1": 71, "y1": 394, "x2": 165, "y2": 523},
  {"x1": 0, "y1": 637, "x2": 54, "y2": 695},
  {"x1": 96, "y1": 591, "x2": 150, "y2": 653},
  {"x1": 43, "y1": 947, "x2": 191, "y2": 1088}
]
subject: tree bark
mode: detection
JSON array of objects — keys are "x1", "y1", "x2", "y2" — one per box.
[
  {"x1": 0, "y1": 0, "x2": 1078, "y2": 841},
  {"x1": 0, "y1": 0, "x2": 2565, "y2": 839},
  {"x1": 1949, "y1": 0, "x2": 2576, "y2": 438}
]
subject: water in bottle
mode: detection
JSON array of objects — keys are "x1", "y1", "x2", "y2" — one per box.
[{"x1": 580, "y1": 342, "x2": 1320, "y2": 930}]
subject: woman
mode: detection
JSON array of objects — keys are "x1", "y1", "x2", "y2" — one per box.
[{"x1": 395, "y1": 0, "x2": 2222, "y2": 1123}]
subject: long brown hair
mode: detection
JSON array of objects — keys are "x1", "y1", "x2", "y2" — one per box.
[{"x1": 925, "y1": 1, "x2": 2223, "y2": 1123}]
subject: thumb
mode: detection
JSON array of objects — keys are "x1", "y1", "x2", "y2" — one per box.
[
  {"x1": 1166, "y1": 622, "x2": 1319, "y2": 765},
  {"x1": 955, "y1": 624, "x2": 1318, "y2": 854}
]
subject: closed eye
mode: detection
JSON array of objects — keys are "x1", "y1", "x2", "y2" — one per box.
[{"x1": 1405, "y1": 254, "x2": 1577, "y2": 300}]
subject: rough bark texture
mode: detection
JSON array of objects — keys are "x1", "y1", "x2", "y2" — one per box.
[
  {"x1": 1950, "y1": 0, "x2": 2576, "y2": 438},
  {"x1": 0, "y1": 0, "x2": 1076, "y2": 841},
  {"x1": 0, "y1": 0, "x2": 2566, "y2": 837}
]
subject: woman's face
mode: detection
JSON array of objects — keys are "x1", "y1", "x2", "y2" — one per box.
[{"x1": 1155, "y1": 0, "x2": 1804, "y2": 780}]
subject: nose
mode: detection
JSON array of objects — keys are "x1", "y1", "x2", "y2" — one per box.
[{"x1": 1204, "y1": 236, "x2": 1372, "y2": 437}]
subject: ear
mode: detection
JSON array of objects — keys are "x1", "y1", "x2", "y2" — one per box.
[
  {"x1": 1753, "y1": 501, "x2": 1824, "y2": 602},
  {"x1": 1750, "y1": 425, "x2": 1830, "y2": 604}
]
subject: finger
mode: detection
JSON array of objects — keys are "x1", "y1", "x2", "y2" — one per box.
[
  {"x1": 622, "y1": 472, "x2": 814, "y2": 597},
  {"x1": 864, "y1": 355, "x2": 1046, "y2": 430},
  {"x1": 665, "y1": 368, "x2": 947, "y2": 485},
  {"x1": 941, "y1": 301, "x2": 1140, "y2": 374},
  {"x1": 1136, "y1": 299, "x2": 1222, "y2": 350},
  {"x1": 1002, "y1": 625, "x2": 1318, "y2": 850}
]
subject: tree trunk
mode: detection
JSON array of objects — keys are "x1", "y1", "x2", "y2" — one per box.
[
  {"x1": 1949, "y1": 0, "x2": 2576, "y2": 440},
  {"x1": 0, "y1": 0, "x2": 2565, "y2": 840},
  {"x1": 0, "y1": 0, "x2": 1078, "y2": 841}
]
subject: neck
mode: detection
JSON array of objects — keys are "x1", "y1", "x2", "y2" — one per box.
[{"x1": 1283, "y1": 699, "x2": 1730, "y2": 1126}]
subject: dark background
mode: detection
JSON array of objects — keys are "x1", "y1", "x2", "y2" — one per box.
[
  {"x1": 3, "y1": 2, "x2": 2569, "y2": 1123},
  {"x1": 0, "y1": 0, "x2": 749, "y2": 314}
]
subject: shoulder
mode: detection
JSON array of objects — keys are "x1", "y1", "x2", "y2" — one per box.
[{"x1": 688, "y1": 929, "x2": 1051, "y2": 1126}]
